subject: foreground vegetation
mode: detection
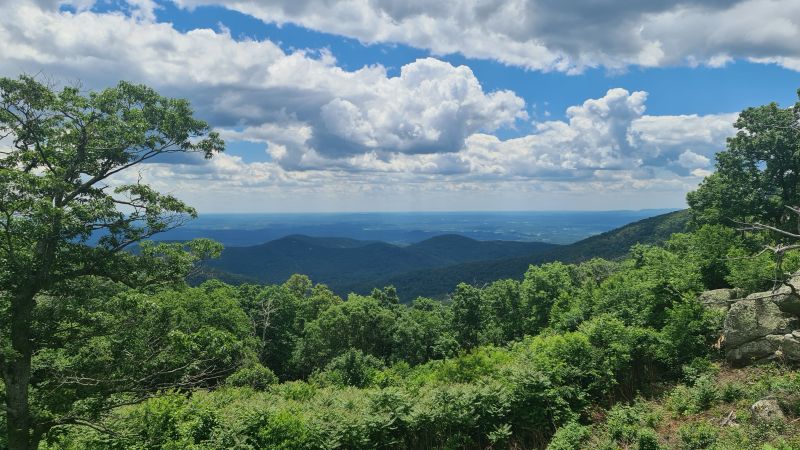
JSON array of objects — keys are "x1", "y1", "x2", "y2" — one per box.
[{"x1": 3, "y1": 77, "x2": 800, "y2": 448}]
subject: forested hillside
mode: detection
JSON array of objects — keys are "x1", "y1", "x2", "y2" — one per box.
[
  {"x1": 200, "y1": 234, "x2": 559, "y2": 297},
  {"x1": 200, "y1": 235, "x2": 558, "y2": 295},
  {"x1": 352, "y1": 209, "x2": 691, "y2": 300},
  {"x1": 3, "y1": 77, "x2": 800, "y2": 449},
  {"x1": 200, "y1": 210, "x2": 689, "y2": 301}
]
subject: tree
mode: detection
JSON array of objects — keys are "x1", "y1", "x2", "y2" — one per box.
[
  {"x1": 521, "y1": 262, "x2": 576, "y2": 334},
  {"x1": 480, "y1": 279, "x2": 523, "y2": 344},
  {"x1": 0, "y1": 75, "x2": 223, "y2": 449},
  {"x1": 27, "y1": 281, "x2": 254, "y2": 443},
  {"x1": 688, "y1": 93, "x2": 800, "y2": 228},
  {"x1": 237, "y1": 284, "x2": 298, "y2": 377},
  {"x1": 450, "y1": 283, "x2": 483, "y2": 350},
  {"x1": 290, "y1": 294, "x2": 395, "y2": 376},
  {"x1": 666, "y1": 225, "x2": 745, "y2": 289}
]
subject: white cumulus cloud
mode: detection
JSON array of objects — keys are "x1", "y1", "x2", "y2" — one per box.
[
  {"x1": 0, "y1": 0, "x2": 742, "y2": 211},
  {"x1": 167, "y1": 0, "x2": 800, "y2": 73}
]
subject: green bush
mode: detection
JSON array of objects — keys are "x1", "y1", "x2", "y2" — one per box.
[
  {"x1": 721, "y1": 382, "x2": 746, "y2": 403},
  {"x1": 678, "y1": 422, "x2": 718, "y2": 450},
  {"x1": 692, "y1": 376, "x2": 721, "y2": 412},
  {"x1": 667, "y1": 376, "x2": 719, "y2": 415},
  {"x1": 546, "y1": 421, "x2": 590, "y2": 450},
  {"x1": 313, "y1": 348, "x2": 385, "y2": 387},
  {"x1": 636, "y1": 427, "x2": 662, "y2": 450},
  {"x1": 606, "y1": 404, "x2": 647, "y2": 446},
  {"x1": 681, "y1": 358, "x2": 720, "y2": 384},
  {"x1": 226, "y1": 363, "x2": 279, "y2": 390}
]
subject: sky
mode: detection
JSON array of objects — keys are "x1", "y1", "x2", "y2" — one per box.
[{"x1": 1, "y1": 0, "x2": 799, "y2": 212}]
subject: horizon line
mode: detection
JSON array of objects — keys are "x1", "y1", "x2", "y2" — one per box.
[{"x1": 193, "y1": 207, "x2": 684, "y2": 215}]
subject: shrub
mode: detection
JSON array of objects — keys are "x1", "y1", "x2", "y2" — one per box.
[
  {"x1": 667, "y1": 376, "x2": 719, "y2": 415},
  {"x1": 546, "y1": 421, "x2": 590, "y2": 450},
  {"x1": 692, "y1": 375, "x2": 720, "y2": 412},
  {"x1": 314, "y1": 348, "x2": 385, "y2": 387},
  {"x1": 606, "y1": 404, "x2": 646, "y2": 446},
  {"x1": 241, "y1": 409, "x2": 315, "y2": 450},
  {"x1": 721, "y1": 382, "x2": 746, "y2": 403},
  {"x1": 681, "y1": 358, "x2": 720, "y2": 384},
  {"x1": 636, "y1": 427, "x2": 662, "y2": 450},
  {"x1": 226, "y1": 364, "x2": 278, "y2": 390},
  {"x1": 678, "y1": 422, "x2": 718, "y2": 450}
]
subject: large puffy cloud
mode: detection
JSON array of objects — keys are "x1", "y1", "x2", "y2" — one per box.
[
  {"x1": 170, "y1": 0, "x2": 800, "y2": 72},
  {"x1": 203, "y1": 88, "x2": 736, "y2": 189},
  {"x1": 0, "y1": 1, "x2": 524, "y2": 162},
  {"x1": 407, "y1": 89, "x2": 736, "y2": 180},
  {"x1": 0, "y1": 1, "x2": 740, "y2": 211}
]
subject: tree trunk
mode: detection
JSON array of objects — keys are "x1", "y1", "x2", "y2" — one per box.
[{"x1": 4, "y1": 289, "x2": 35, "y2": 450}]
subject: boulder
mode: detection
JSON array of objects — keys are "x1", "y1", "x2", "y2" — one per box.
[
  {"x1": 750, "y1": 399, "x2": 785, "y2": 423},
  {"x1": 726, "y1": 333, "x2": 800, "y2": 365},
  {"x1": 766, "y1": 333, "x2": 800, "y2": 360},
  {"x1": 746, "y1": 282, "x2": 800, "y2": 316},
  {"x1": 723, "y1": 299, "x2": 798, "y2": 348},
  {"x1": 699, "y1": 288, "x2": 743, "y2": 314},
  {"x1": 726, "y1": 338, "x2": 779, "y2": 365},
  {"x1": 721, "y1": 274, "x2": 800, "y2": 366}
]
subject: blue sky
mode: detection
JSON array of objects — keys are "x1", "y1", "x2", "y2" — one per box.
[{"x1": 4, "y1": 0, "x2": 800, "y2": 211}]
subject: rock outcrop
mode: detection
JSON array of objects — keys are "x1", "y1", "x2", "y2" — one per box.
[
  {"x1": 718, "y1": 276, "x2": 800, "y2": 366},
  {"x1": 699, "y1": 288, "x2": 744, "y2": 314},
  {"x1": 750, "y1": 398, "x2": 786, "y2": 423}
]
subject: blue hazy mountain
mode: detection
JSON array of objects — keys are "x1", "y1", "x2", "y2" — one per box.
[
  {"x1": 193, "y1": 209, "x2": 688, "y2": 300},
  {"x1": 157, "y1": 209, "x2": 678, "y2": 246},
  {"x1": 202, "y1": 234, "x2": 560, "y2": 288}
]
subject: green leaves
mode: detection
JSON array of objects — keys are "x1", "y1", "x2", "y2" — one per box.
[
  {"x1": 0, "y1": 75, "x2": 228, "y2": 445},
  {"x1": 688, "y1": 92, "x2": 800, "y2": 229}
]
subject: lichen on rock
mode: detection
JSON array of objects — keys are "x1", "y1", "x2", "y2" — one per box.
[{"x1": 710, "y1": 276, "x2": 800, "y2": 366}]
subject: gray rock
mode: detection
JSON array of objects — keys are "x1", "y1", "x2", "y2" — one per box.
[
  {"x1": 726, "y1": 338, "x2": 779, "y2": 365},
  {"x1": 766, "y1": 333, "x2": 800, "y2": 361},
  {"x1": 750, "y1": 399, "x2": 785, "y2": 423},
  {"x1": 723, "y1": 273, "x2": 800, "y2": 367},
  {"x1": 699, "y1": 288, "x2": 743, "y2": 313},
  {"x1": 724, "y1": 299, "x2": 799, "y2": 348},
  {"x1": 726, "y1": 333, "x2": 800, "y2": 365},
  {"x1": 746, "y1": 282, "x2": 800, "y2": 316}
]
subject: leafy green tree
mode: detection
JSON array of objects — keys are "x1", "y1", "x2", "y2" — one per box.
[
  {"x1": 593, "y1": 245, "x2": 703, "y2": 328},
  {"x1": 283, "y1": 274, "x2": 313, "y2": 299},
  {"x1": 659, "y1": 298, "x2": 723, "y2": 372},
  {"x1": 0, "y1": 75, "x2": 223, "y2": 449},
  {"x1": 450, "y1": 283, "x2": 483, "y2": 350},
  {"x1": 26, "y1": 281, "x2": 254, "y2": 446},
  {"x1": 371, "y1": 285, "x2": 400, "y2": 307},
  {"x1": 293, "y1": 282, "x2": 342, "y2": 331},
  {"x1": 521, "y1": 262, "x2": 576, "y2": 334},
  {"x1": 391, "y1": 297, "x2": 456, "y2": 364},
  {"x1": 314, "y1": 348, "x2": 384, "y2": 387},
  {"x1": 226, "y1": 363, "x2": 279, "y2": 390},
  {"x1": 291, "y1": 294, "x2": 395, "y2": 376},
  {"x1": 480, "y1": 279, "x2": 524, "y2": 344},
  {"x1": 548, "y1": 259, "x2": 618, "y2": 332},
  {"x1": 666, "y1": 225, "x2": 745, "y2": 289},
  {"x1": 688, "y1": 93, "x2": 800, "y2": 228},
  {"x1": 237, "y1": 284, "x2": 298, "y2": 378}
]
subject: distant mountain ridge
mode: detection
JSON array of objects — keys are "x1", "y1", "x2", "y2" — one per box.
[
  {"x1": 202, "y1": 234, "x2": 559, "y2": 292},
  {"x1": 356, "y1": 209, "x2": 690, "y2": 300},
  {"x1": 198, "y1": 209, "x2": 690, "y2": 301}
]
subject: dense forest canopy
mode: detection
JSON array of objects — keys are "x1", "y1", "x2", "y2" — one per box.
[{"x1": 2, "y1": 77, "x2": 800, "y2": 449}]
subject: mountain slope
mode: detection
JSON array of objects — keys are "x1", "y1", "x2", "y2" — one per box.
[
  {"x1": 352, "y1": 209, "x2": 690, "y2": 300},
  {"x1": 202, "y1": 234, "x2": 559, "y2": 292}
]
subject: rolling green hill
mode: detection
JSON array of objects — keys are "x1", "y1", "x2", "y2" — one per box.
[
  {"x1": 199, "y1": 210, "x2": 689, "y2": 300},
  {"x1": 201, "y1": 234, "x2": 559, "y2": 293},
  {"x1": 348, "y1": 209, "x2": 691, "y2": 300}
]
